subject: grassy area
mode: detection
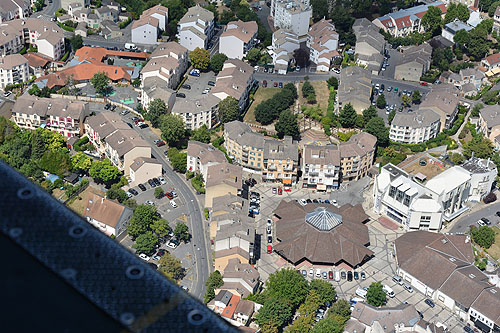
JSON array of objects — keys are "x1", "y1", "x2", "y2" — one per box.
[
  {"x1": 66, "y1": 185, "x2": 105, "y2": 215},
  {"x1": 298, "y1": 81, "x2": 330, "y2": 115},
  {"x1": 488, "y1": 226, "x2": 500, "y2": 261},
  {"x1": 244, "y1": 87, "x2": 281, "y2": 124}
]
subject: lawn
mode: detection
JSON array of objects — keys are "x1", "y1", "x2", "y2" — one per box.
[
  {"x1": 298, "y1": 81, "x2": 330, "y2": 114},
  {"x1": 66, "y1": 185, "x2": 105, "y2": 215},
  {"x1": 244, "y1": 87, "x2": 281, "y2": 124},
  {"x1": 487, "y1": 226, "x2": 500, "y2": 261}
]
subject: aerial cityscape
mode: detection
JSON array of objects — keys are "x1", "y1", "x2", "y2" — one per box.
[{"x1": 3, "y1": 0, "x2": 500, "y2": 331}]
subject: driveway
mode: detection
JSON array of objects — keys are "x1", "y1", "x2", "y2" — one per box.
[{"x1": 450, "y1": 201, "x2": 500, "y2": 233}]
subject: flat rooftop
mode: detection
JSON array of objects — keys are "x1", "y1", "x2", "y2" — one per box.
[{"x1": 397, "y1": 152, "x2": 449, "y2": 182}]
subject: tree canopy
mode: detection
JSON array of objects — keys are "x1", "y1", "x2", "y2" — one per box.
[
  {"x1": 421, "y1": 6, "x2": 443, "y2": 36},
  {"x1": 160, "y1": 114, "x2": 186, "y2": 147},
  {"x1": 190, "y1": 48, "x2": 210, "y2": 70},
  {"x1": 339, "y1": 103, "x2": 357, "y2": 128},
  {"x1": 471, "y1": 226, "x2": 496, "y2": 249},
  {"x1": 445, "y1": 3, "x2": 469, "y2": 24},
  {"x1": 90, "y1": 71, "x2": 110, "y2": 95},
  {"x1": 365, "y1": 116, "x2": 389, "y2": 146},
  {"x1": 191, "y1": 124, "x2": 211, "y2": 143},
  {"x1": 275, "y1": 110, "x2": 299, "y2": 138},
  {"x1": 463, "y1": 136, "x2": 494, "y2": 159},
  {"x1": 210, "y1": 53, "x2": 228, "y2": 72},
  {"x1": 255, "y1": 84, "x2": 298, "y2": 125},
  {"x1": 218, "y1": 96, "x2": 240, "y2": 124},
  {"x1": 255, "y1": 298, "x2": 293, "y2": 329},
  {"x1": 174, "y1": 222, "x2": 190, "y2": 242},
  {"x1": 265, "y1": 268, "x2": 309, "y2": 308},
  {"x1": 310, "y1": 279, "x2": 337, "y2": 304},
  {"x1": 366, "y1": 282, "x2": 386, "y2": 307},
  {"x1": 158, "y1": 252, "x2": 184, "y2": 281},
  {"x1": 132, "y1": 231, "x2": 158, "y2": 254},
  {"x1": 147, "y1": 98, "x2": 168, "y2": 128}
]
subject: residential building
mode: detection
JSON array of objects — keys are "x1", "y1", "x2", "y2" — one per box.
[
  {"x1": 75, "y1": 22, "x2": 87, "y2": 37},
  {"x1": 205, "y1": 162, "x2": 242, "y2": 208},
  {"x1": 83, "y1": 193, "x2": 132, "y2": 237},
  {"x1": 208, "y1": 290, "x2": 255, "y2": 327},
  {"x1": 469, "y1": 288, "x2": 500, "y2": 333},
  {"x1": 129, "y1": 157, "x2": 162, "y2": 186},
  {"x1": 214, "y1": 220, "x2": 255, "y2": 271},
  {"x1": 443, "y1": 67, "x2": 486, "y2": 97},
  {"x1": 442, "y1": 20, "x2": 473, "y2": 43},
  {"x1": 0, "y1": 53, "x2": 28, "y2": 88},
  {"x1": 218, "y1": 258, "x2": 260, "y2": 298},
  {"x1": 101, "y1": 20, "x2": 123, "y2": 39},
  {"x1": 219, "y1": 20, "x2": 258, "y2": 60},
  {"x1": 172, "y1": 94, "x2": 220, "y2": 130},
  {"x1": 389, "y1": 109, "x2": 441, "y2": 144},
  {"x1": 187, "y1": 140, "x2": 227, "y2": 181},
  {"x1": 140, "y1": 41, "x2": 189, "y2": 91},
  {"x1": 177, "y1": 5, "x2": 214, "y2": 51},
  {"x1": 374, "y1": 156, "x2": 496, "y2": 231},
  {"x1": 271, "y1": 29, "x2": 299, "y2": 74},
  {"x1": 307, "y1": 18, "x2": 339, "y2": 72},
  {"x1": 61, "y1": 0, "x2": 89, "y2": 10},
  {"x1": 23, "y1": 52, "x2": 51, "y2": 77},
  {"x1": 494, "y1": 6, "x2": 500, "y2": 33},
  {"x1": 337, "y1": 66, "x2": 372, "y2": 113},
  {"x1": 273, "y1": 200, "x2": 372, "y2": 267},
  {"x1": 479, "y1": 105, "x2": 500, "y2": 149},
  {"x1": 141, "y1": 5, "x2": 168, "y2": 31},
  {"x1": 224, "y1": 121, "x2": 299, "y2": 186},
  {"x1": 270, "y1": 0, "x2": 311, "y2": 38},
  {"x1": 140, "y1": 77, "x2": 176, "y2": 111},
  {"x1": 302, "y1": 132, "x2": 377, "y2": 190},
  {"x1": 96, "y1": 6, "x2": 119, "y2": 23},
  {"x1": 212, "y1": 59, "x2": 255, "y2": 111},
  {"x1": 448, "y1": 0, "x2": 478, "y2": 8},
  {"x1": 419, "y1": 84, "x2": 460, "y2": 129},
  {"x1": 373, "y1": 1, "x2": 447, "y2": 37},
  {"x1": 233, "y1": 300, "x2": 254, "y2": 326},
  {"x1": 104, "y1": 129, "x2": 151, "y2": 175},
  {"x1": 0, "y1": 0, "x2": 30, "y2": 23},
  {"x1": 353, "y1": 18, "x2": 386, "y2": 75},
  {"x1": 131, "y1": 16, "x2": 160, "y2": 45},
  {"x1": 345, "y1": 302, "x2": 422, "y2": 332},
  {"x1": 482, "y1": 52, "x2": 500, "y2": 71},
  {"x1": 11, "y1": 95, "x2": 88, "y2": 137},
  {"x1": 394, "y1": 42, "x2": 432, "y2": 82},
  {"x1": 84, "y1": 112, "x2": 130, "y2": 154},
  {"x1": 210, "y1": 290, "x2": 233, "y2": 314}
]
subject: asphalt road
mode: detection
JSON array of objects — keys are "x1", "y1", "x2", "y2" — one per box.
[
  {"x1": 450, "y1": 202, "x2": 500, "y2": 233},
  {"x1": 119, "y1": 115, "x2": 210, "y2": 300}
]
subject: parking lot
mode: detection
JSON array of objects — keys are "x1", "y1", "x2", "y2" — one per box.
[
  {"x1": 246, "y1": 175, "x2": 468, "y2": 331},
  {"x1": 178, "y1": 71, "x2": 217, "y2": 97}
]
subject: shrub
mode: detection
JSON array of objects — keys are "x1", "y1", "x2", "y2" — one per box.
[{"x1": 484, "y1": 192, "x2": 497, "y2": 204}]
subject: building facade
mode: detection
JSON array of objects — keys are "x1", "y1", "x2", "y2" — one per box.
[
  {"x1": 0, "y1": 53, "x2": 29, "y2": 88},
  {"x1": 212, "y1": 59, "x2": 255, "y2": 111},
  {"x1": 177, "y1": 5, "x2": 214, "y2": 51},
  {"x1": 219, "y1": 20, "x2": 258, "y2": 60},
  {"x1": 270, "y1": 0, "x2": 311, "y2": 37},
  {"x1": 390, "y1": 109, "x2": 441, "y2": 144}
]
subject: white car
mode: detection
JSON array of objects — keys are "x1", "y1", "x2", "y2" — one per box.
[
  {"x1": 145, "y1": 200, "x2": 155, "y2": 206},
  {"x1": 170, "y1": 200, "x2": 178, "y2": 208},
  {"x1": 167, "y1": 239, "x2": 179, "y2": 249},
  {"x1": 267, "y1": 219, "x2": 272, "y2": 226},
  {"x1": 159, "y1": 177, "x2": 166, "y2": 185},
  {"x1": 300, "y1": 199, "x2": 307, "y2": 206},
  {"x1": 309, "y1": 268, "x2": 314, "y2": 277},
  {"x1": 139, "y1": 253, "x2": 150, "y2": 261}
]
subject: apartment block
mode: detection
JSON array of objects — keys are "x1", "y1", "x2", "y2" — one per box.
[
  {"x1": 271, "y1": 29, "x2": 299, "y2": 74},
  {"x1": 394, "y1": 42, "x2": 432, "y2": 82},
  {"x1": 186, "y1": 140, "x2": 227, "y2": 181},
  {"x1": 0, "y1": 0, "x2": 30, "y2": 23},
  {"x1": 419, "y1": 84, "x2": 460, "y2": 130},
  {"x1": 172, "y1": 94, "x2": 220, "y2": 130},
  {"x1": 131, "y1": 4, "x2": 168, "y2": 45},
  {"x1": 12, "y1": 95, "x2": 88, "y2": 137},
  {"x1": 177, "y1": 5, "x2": 214, "y2": 51},
  {"x1": 0, "y1": 53, "x2": 28, "y2": 88},
  {"x1": 390, "y1": 109, "x2": 441, "y2": 144},
  {"x1": 219, "y1": 20, "x2": 258, "y2": 60},
  {"x1": 270, "y1": 0, "x2": 311, "y2": 37},
  {"x1": 307, "y1": 18, "x2": 339, "y2": 72},
  {"x1": 353, "y1": 18, "x2": 386, "y2": 75},
  {"x1": 104, "y1": 128, "x2": 151, "y2": 175},
  {"x1": 212, "y1": 59, "x2": 255, "y2": 111}
]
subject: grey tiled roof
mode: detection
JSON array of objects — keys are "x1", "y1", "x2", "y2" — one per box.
[{"x1": 391, "y1": 109, "x2": 440, "y2": 128}]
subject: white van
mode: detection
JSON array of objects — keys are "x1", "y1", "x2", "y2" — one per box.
[
  {"x1": 355, "y1": 287, "x2": 367, "y2": 298},
  {"x1": 334, "y1": 270, "x2": 341, "y2": 282},
  {"x1": 315, "y1": 268, "x2": 321, "y2": 278},
  {"x1": 383, "y1": 285, "x2": 395, "y2": 298},
  {"x1": 170, "y1": 200, "x2": 178, "y2": 208}
]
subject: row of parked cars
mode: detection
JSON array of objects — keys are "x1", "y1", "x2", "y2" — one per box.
[
  {"x1": 298, "y1": 198, "x2": 338, "y2": 207},
  {"x1": 301, "y1": 268, "x2": 366, "y2": 282}
]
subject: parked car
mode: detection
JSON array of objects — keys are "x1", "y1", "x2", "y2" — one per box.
[
  {"x1": 129, "y1": 189, "x2": 138, "y2": 196},
  {"x1": 167, "y1": 238, "x2": 179, "y2": 249},
  {"x1": 420, "y1": 82, "x2": 428, "y2": 86},
  {"x1": 120, "y1": 110, "x2": 130, "y2": 115},
  {"x1": 267, "y1": 245, "x2": 272, "y2": 254},
  {"x1": 138, "y1": 184, "x2": 147, "y2": 191},
  {"x1": 176, "y1": 93, "x2": 186, "y2": 98},
  {"x1": 159, "y1": 177, "x2": 166, "y2": 185},
  {"x1": 481, "y1": 217, "x2": 491, "y2": 225},
  {"x1": 267, "y1": 225, "x2": 271, "y2": 234},
  {"x1": 322, "y1": 271, "x2": 327, "y2": 279},
  {"x1": 138, "y1": 123, "x2": 148, "y2": 129},
  {"x1": 278, "y1": 82, "x2": 283, "y2": 88},
  {"x1": 189, "y1": 69, "x2": 200, "y2": 76},
  {"x1": 425, "y1": 298, "x2": 435, "y2": 308},
  {"x1": 328, "y1": 271, "x2": 334, "y2": 279},
  {"x1": 110, "y1": 105, "x2": 116, "y2": 111},
  {"x1": 496, "y1": 211, "x2": 500, "y2": 217},
  {"x1": 267, "y1": 235, "x2": 272, "y2": 243},
  {"x1": 208, "y1": 81, "x2": 216, "y2": 86},
  {"x1": 392, "y1": 275, "x2": 403, "y2": 285},
  {"x1": 403, "y1": 283, "x2": 413, "y2": 293},
  {"x1": 3, "y1": 91, "x2": 11, "y2": 97},
  {"x1": 145, "y1": 200, "x2": 155, "y2": 206},
  {"x1": 153, "y1": 178, "x2": 161, "y2": 186},
  {"x1": 139, "y1": 253, "x2": 150, "y2": 261},
  {"x1": 309, "y1": 268, "x2": 314, "y2": 277},
  {"x1": 302, "y1": 270, "x2": 307, "y2": 277},
  {"x1": 299, "y1": 199, "x2": 307, "y2": 206},
  {"x1": 383, "y1": 285, "x2": 395, "y2": 298},
  {"x1": 156, "y1": 140, "x2": 166, "y2": 147},
  {"x1": 165, "y1": 192, "x2": 174, "y2": 199},
  {"x1": 272, "y1": 187, "x2": 277, "y2": 194},
  {"x1": 353, "y1": 271, "x2": 359, "y2": 280},
  {"x1": 170, "y1": 200, "x2": 178, "y2": 208},
  {"x1": 464, "y1": 326, "x2": 473, "y2": 333},
  {"x1": 104, "y1": 103, "x2": 111, "y2": 110},
  {"x1": 262, "y1": 80, "x2": 267, "y2": 87},
  {"x1": 347, "y1": 271, "x2": 353, "y2": 281},
  {"x1": 341, "y1": 271, "x2": 346, "y2": 280},
  {"x1": 273, "y1": 82, "x2": 278, "y2": 87},
  {"x1": 277, "y1": 188, "x2": 282, "y2": 195},
  {"x1": 182, "y1": 84, "x2": 191, "y2": 89},
  {"x1": 171, "y1": 191, "x2": 178, "y2": 198},
  {"x1": 360, "y1": 272, "x2": 366, "y2": 280}
]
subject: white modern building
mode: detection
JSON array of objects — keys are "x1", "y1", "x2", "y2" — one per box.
[
  {"x1": 271, "y1": 29, "x2": 299, "y2": 74},
  {"x1": 307, "y1": 18, "x2": 339, "y2": 72},
  {"x1": 177, "y1": 5, "x2": 214, "y2": 51},
  {"x1": 0, "y1": 53, "x2": 29, "y2": 88},
  {"x1": 219, "y1": 20, "x2": 258, "y2": 60},
  {"x1": 270, "y1": 0, "x2": 311, "y2": 38},
  {"x1": 131, "y1": 4, "x2": 168, "y2": 45},
  {"x1": 186, "y1": 140, "x2": 227, "y2": 181},
  {"x1": 212, "y1": 59, "x2": 255, "y2": 111},
  {"x1": 374, "y1": 156, "x2": 496, "y2": 231},
  {"x1": 389, "y1": 109, "x2": 441, "y2": 144},
  {"x1": 172, "y1": 94, "x2": 220, "y2": 130}
]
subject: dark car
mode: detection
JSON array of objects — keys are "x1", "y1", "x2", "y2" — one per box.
[
  {"x1": 131, "y1": 116, "x2": 140, "y2": 122},
  {"x1": 208, "y1": 81, "x2": 216, "y2": 86},
  {"x1": 148, "y1": 179, "x2": 156, "y2": 187},
  {"x1": 138, "y1": 184, "x2": 147, "y2": 191},
  {"x1": 129, "y1": 189, "x2": 138, "y2": 196},
  {"x1": 153, "y1": 178, "x2": 161, "y2": 186},
  {"x1": 262, "y1": 80, "x2": 267, "y2": 87},
  {"x1": 138, "y1": 123, "x2": 148, "y2": 129},
  {"x1": 279, "y1": 82, "x2": 283, "y2": 88},
  {"x1": 464, "y1": 326, "x2": 473, "y2": 333},
  {"x1": 126, "y1": 122, "x2": 133, "y2": 128},
  {"x1": 481, "y1": 217, "x2": 491, "y2": 225},
  {"x1": 424, "y1": 298, "x2": 435, "y2": 308},
  {"x1": 104, "y1": 103, "x2": 111, "y2": 110},
  {"x1": 182, "y1": 84, "x2": 191, "y2": 89},
  {"x1": 306, "y1": 199, "x2": 312, "y2": 203},
  {"x1": 496, "y1": 211, "x2": 500, "y2": 217},
  {"x1": 176, "y1": 93, "x2": 186, "y2": 98},
  {"x1": 353, "y1": 271, "x2": 359, "y2": 280},
  {"x1": 110, "y1": 105, "x2": 116, "y2": 111},
  {"x1": 347, "y1": 271, "x2": 353, "y2": 281},
  {"x1": 341, "y1": 271, "x2": 346, "y2": 280},
  {"x1": 267, "y1": 235, "x2": 272, "y2": 243},
  {"x1": 312, "y1": 199, "x2": 319, "y2": 204}
]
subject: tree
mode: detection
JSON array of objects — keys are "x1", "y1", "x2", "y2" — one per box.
[
  {"x1": 327, "y1": 76, "x2": 338, "y2": 89},
  {"x1": 40, "y1": 148, "x2": 71, "y2": 176},
  {"x1": 204, "y1": 288, "x2": 215, "y2": 304},
  {"x1": 311, "y1": 316, "x2": 344, "y2": 333},
  {"x1": 28, "y1": 84, "x2": 41, "y2": 97},
  {"x1": 158, "y1": 252, "x2": 184, "y2": 281},
  {"x1": 288, "y1": 290, "x2": 322, "y2": 332},
  {"x1": 310, "y1": 0, "x2": 328, "y2": 21},
  {"x1": 190, "y1": 48, "x2": 210, "y2": 70},
  {"x1": 376, "y1": 94, "x2": 386, "y2": 109},
  {"x1": 489, "y1": 1, "x2": 500, "y2": 17},
  {"x1": 127, "y1": 204, "x2": 157, "y2": 238},
  {"x1": 412, "y1": 90, "x2": 422, "y2": 104},
  {"x1": 401, "y1": 94, "x2": 411, "y2": 107},
  {"x1": 265, "y1": 268, "x2": 309, "y2": 308},
  {"x1": 294, "y1": 48, "x2": 309, "y2": 67},
  {"x1": 484, "y1": 192, "x2": 497, "y2": 204},
  {"x1": 255, "y1": 298, "x2": 292, "y2": 329},
  {"x1": 445, "y1": 3, "x2": 470, "y2": 23},
  {"x1": 463, "y1": 136, "x2": 494, "y2": 159},
  {"x1": 70, "y1": 34, "x2": 83, "y2": 51},
  {"x1": 422, "y1": 6, "x2": 443, "y2": 36},
  {"x1": 365, "y1": 116, "x2": 389, "y2": 146},
  {"x1": 310, "y1": 279, "x2": 337, "y2": 304},
  {"x1": 90, "y1": 72, "x2": 110, "y2": 95},
  {"x1": 210, "y1": 53, "x2": 228, "y2": 72},
  {"x1": 450, "y1": 152, "x2": 466, "y2": 165},
  {"x1": 467, "y1": 28, "x2": 489, "y2": 60},
  {"x1": 302, "y1": 81, "x2": 315, "y2": 98},
  {"x1": 132, "y1": 231, "x2": 158, "y2": 254},
  {"x1": 362, "y1": 106, "x2": 378, "y2": 124},
  {"x1": 471, "y1": 103, "x2": 483, "y2": 117},
  {"x1": 106, "y1": 184, "x2": 128, "y2": 203},
  {"x1": 31, "y1": 130, "x2": 46, "y2": 160},
  {"x1": 245, "y1": 48, "x2": 261, "y2": 66},
  {"x1": 174, "y1": 222, "x2": 190, "y2": 242},
  {"x1": 330, "y1": 299, "x2": 351, "y2": 318},
  {"x1": 275, "y1": 110, "x2": 299, "y2": 138},
  {"x1": 160, "y1": 114, "x2": 186, "y2": 146},
  {"x1": 154, "y1": 187, "x2": 164, "y2": 199},
  {"x1": 205, "y1": 270, "x2": 223, "y2": 289},
  {"x1": 471, "y1": 226, "x2": 496, "y2": 249},
  {"x1": 388, "y1": 110, "x2": 396, "y2": 125},
  {"x1": 151, "y1": 219, "x2": 171, "y2": 237},
  {"x1": 482, "y1": 90, "x2": 499, "y2": 105},
  {"x1": 71, "y1": 151, "x2": 92, "y2": 172},
  {"x1": 147, "y1": 98, "x2": 168, "y2": 128},
  {"x1": 339, "y1": 103, "x2": 357, "y2": 128},
  {"x1": 89, "y1": 159, "x2": 121, "y2": 185},
  {"x1": 191, "y1": 124, "x2": 211, "y2": 143},
  {"x1": 454, "y1": 29, "x2": 470, "y2": 46},
  {"x1": 366, "y1": 282, "x2": 386, "y2": 306},
  {"x1": 218, "y1": 96, "x2": 240, "y2": 124}
]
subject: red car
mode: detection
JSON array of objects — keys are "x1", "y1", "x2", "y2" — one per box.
[
  {"x1": 273, "y1": 82, "x2": 278, "y2": 87},
  {"x1": 420, "y1": 82, "x2": 428, "y2": 86},
  {"x1": 328, "y1": 271, "x2": 334, "y2": 280},
  {"x1": 284, "y1": 186, "x2": 291, "y2": 192},
  {"x1": 165, "y1": 192, "x2": 174, "y2": 199},
  {"x1": 278, "y1": 188, "x2": 282, "y2": 195},
  {"x1": 267, "y1": 245, "x2": 272, "y2": 254},
  {"x1": 156, "y1": 140, "x2": 165, "y2": 147},
  {"x1": 262, "y1": 80, "x2": 267, "y2": 87}
]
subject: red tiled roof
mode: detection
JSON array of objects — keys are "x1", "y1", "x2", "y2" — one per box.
[
  {"x1": 485, "y1": 52, "x2": 500, "y2": 66},
  {"x1": 37, "y1": 63, "x2": 131, "y2": 88},
  {"x1": 221, "y1": 294, "x2": 240, "y2": 319},
  {"x1": 75, "y1": 46, "x2": 150, "y2": 64},
  {"x1": 23, "y1": 52, "x2": 51, "y2": 68}
]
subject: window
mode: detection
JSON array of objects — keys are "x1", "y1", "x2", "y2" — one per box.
[
  {"x1": 389, "y1": 186, "x2": 396, "y2": 198},
  {"x1": 438, "y1": 295, "x2": 444, "y2": 302},
  {"x1": 403, "y1": 194, "x2": 410, "y2": 206},
  {"x1": 396, "y1": 190, "x2": 404, "y2": 202}
]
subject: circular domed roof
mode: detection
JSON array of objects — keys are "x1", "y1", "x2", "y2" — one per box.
[{"x1": 305, "y1": 207, "x2": 342, "y2": 231}]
